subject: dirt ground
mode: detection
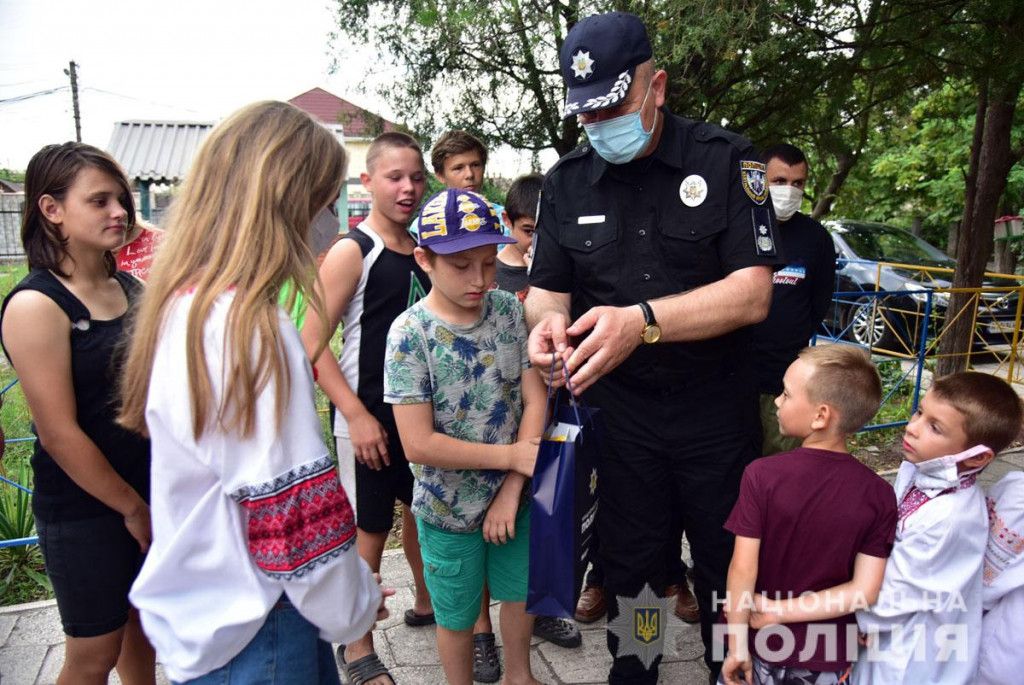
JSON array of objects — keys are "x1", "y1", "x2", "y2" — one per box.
[{"x1": 851, "y1": 439, "x2": 906, "y2": 474}]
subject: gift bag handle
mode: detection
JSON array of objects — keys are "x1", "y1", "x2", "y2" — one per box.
[{"x1": 546, "y1": 351, "x2": 584, "y2": 429}]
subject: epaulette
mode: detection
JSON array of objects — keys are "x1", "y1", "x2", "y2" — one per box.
[
  {"x1": 692, "y1": 121, "x2": 753, "y2": 152},
  {"x1": 546, "y1": 141, "x2": 591, "y2": 174}
]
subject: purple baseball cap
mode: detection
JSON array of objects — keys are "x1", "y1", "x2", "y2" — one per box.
[{"x1": 416, "y1": 189, "x2": 515, "y2": 255}]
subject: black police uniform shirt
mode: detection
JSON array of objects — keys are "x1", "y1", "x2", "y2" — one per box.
[
  {"x1": 750, "y1": 211, "x2": 837, "y2": 396},
  {"x1": 529, "y1": 108, "x2": 785, "y2": 392}
]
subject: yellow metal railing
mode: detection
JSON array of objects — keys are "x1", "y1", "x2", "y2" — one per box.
[{"x1": 855, "y1": 262, "x2": 1024, "y2": 384}]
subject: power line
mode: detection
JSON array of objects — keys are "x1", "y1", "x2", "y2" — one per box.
[
  {"x1": 83, "y1": 87, "x2": 205, "y2": 114},
  {"x1": 0, "y1": 85, "x2": 69, "y2": 105}
]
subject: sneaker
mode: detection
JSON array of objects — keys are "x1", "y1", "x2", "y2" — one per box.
[
  {"x1": 575, "y1": 585, "x2": 607, "y2": 623},
  {"x1": 532, "y1": 615, "x2": 582, "y2": 648},
  {"x1": 472, "y1": 632, "x2": 501, "y2": 683}
]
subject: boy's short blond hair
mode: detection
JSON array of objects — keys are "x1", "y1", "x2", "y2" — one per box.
[
  {"x1": 930, "y1": 372, "x2": 1023, "y2": 454},
  {"x1": 430, "y1": 130, "x2": 488, "y2": 173},
  {"x1": 366, "y1": 131, "x2": 424, "y2": 174},
  {"x1": 797, "y1": 346, "x2": 882, "y2": 434}
]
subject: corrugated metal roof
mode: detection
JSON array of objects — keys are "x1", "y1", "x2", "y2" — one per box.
[{"x1": 107, "y1": 120, "x2": 214, "y2": 184}]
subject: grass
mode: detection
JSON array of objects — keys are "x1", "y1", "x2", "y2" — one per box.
[{"x1": 0, "y1": 260, "x2": 49, "y2": 605}]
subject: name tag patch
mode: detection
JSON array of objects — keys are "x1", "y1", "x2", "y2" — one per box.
[
  {"x1": 578, "y1": 215, "x2": 605, "y2": 225},
  {"x1": 773, "y1": 265, "x2": 806, "y2": 285}
]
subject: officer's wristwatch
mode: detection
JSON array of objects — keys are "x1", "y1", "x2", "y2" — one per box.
[{"x1": 638, "y1": 301, "x2": 661, "y2": 344}]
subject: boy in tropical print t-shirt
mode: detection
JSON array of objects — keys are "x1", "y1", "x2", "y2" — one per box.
[{"x1": 384, "y1": 188, "x2": 546, "y2": 685}]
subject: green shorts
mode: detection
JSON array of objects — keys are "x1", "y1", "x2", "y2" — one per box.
[{"x1": 415, "y1": 503, "x2": 531, "y2": 631}]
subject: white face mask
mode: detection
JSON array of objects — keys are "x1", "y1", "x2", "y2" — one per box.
[
  {"x1": 912, "y1": 444, "x2": 991, "y2": 491},
  {"x1": 310, "y1": 205, "x2": 341, "y2": 256},
  {"x1": 769, "y1": 185, "x2": 803, "y2": 222}
]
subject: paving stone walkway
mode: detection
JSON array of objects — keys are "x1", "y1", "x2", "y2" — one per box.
[
  {"x1": 3, "y1": 449, "x2": 1022, "y2": 685},
  {"x1": 0, "y1": 548, "x2": 710, "y2": 685}
]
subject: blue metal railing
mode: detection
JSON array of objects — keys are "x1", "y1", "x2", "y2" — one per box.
[{"x1": 1, "y1": 377, "x2": 38, "y2": 549}]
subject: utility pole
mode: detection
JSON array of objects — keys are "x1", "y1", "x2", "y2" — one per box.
[{"x1": 63, "y1": 61, "x2": 81, "y2": 142}]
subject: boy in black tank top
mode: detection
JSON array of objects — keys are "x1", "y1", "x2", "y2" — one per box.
[{"x1": 300, "y1": 132, "x2": 432, "y2": 685}]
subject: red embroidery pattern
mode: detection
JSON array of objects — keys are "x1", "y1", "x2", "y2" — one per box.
[
  {"x1": 984, "y1": 497, "x2": 1024, "y2": 585},
  {"x1": 898, "y1": 473, "x2": 978, "y2": 527},
  {"x1": 234, "y1": 457, "x2": 356, "y2": 579}
]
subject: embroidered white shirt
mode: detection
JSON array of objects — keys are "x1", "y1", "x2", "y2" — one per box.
[
  {"x1": 977, "y1": 472, "x2": 1024, "y2": 685},
  {"x1": 853, "y1": 461, "x2": 986, "y2": 685},
  {"x1": 130, "y1": 293, "x2": 379, "y2": 682}
]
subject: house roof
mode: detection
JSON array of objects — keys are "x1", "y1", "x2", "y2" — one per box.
[
  {"x1": 107, "y1": 120, "x2": 214, "y2": 184},
  {"x1": 0, "y1": 179, "x2": 23, "y2": 193},
  {"x1": 289, "y1": 87, "x2": 400, "y2": 138}
]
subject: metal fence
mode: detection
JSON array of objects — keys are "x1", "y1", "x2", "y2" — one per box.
[
  {"x1": 815, "y1": 259, "x2": 1024, "y2": 431},
  {"x1": 0, "y1": 194, "x2": 23, "y2": 259},
  {"x1": 0, "y1": 192, "x2": 169, "y2": 260}
]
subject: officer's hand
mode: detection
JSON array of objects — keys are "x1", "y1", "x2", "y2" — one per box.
[
  {"x1": 564, "y1": 305, "x2": 644, "y2": 395},
  {"x1": 528, "y1": 312, "x2": 570, "y2": 388}
]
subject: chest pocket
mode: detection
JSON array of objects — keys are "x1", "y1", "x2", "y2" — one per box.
[
  {"x1": 658, "y1": 203, "x2": 727, "y2": 288},
  {"x1": 558, "y1": 218, "x2": 618, "y2": 285}
]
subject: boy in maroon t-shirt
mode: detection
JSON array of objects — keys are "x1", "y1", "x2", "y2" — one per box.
[{"x1": 720, "y1": 345, "x2": 897, "y2": 685}]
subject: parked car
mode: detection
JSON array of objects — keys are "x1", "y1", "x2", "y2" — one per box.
[
  {"x1": 347, "y1": 198, "x2": 371, "y2": 230},
  {"x1": 824, "y1": 220, "x2": 1019, "y2": 351}
]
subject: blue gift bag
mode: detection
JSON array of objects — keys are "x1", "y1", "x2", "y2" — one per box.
[{"x1": 527, "y1": 386, "x2": 602, "y2": 619}]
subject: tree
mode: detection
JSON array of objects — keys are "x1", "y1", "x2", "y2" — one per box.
[
  {"x1": 932, "y1": 0, "x2": 1024, "y2": 375},
  {"x1": 329, "y1": 0, "x2": 590, "y2": 155}
]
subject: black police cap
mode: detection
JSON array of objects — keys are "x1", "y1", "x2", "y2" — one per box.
[{"x1": 559, "y1": 12, "x2": 653, "y2": 120}]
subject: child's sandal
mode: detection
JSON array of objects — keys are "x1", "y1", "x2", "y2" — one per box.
[
  {"x1": 472, "y1": 632, "x2": 501, "y2": 683},
  {"x1": 339, "y1": 650, "x2": 395, "y2": 685}
]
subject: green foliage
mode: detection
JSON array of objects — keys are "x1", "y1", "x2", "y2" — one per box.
[
  {"x1": 0, "y1": 169, "x2": 25, "y2": 183},
  {"x1": 835, "y1": 81, "x2": 1024, "y2": 246},
  {"x1": 0, "y1": 461, "x2": 51, "y2": 605},
  {"x1": 329, "y1": 0, "x2": 589, "y2": 155}
]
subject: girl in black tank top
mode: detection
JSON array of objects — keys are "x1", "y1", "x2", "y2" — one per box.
[{"x1": 0, "y1": 143, "x2": 154, "y2": 682}]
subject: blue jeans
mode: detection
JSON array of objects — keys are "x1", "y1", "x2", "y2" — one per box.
[{"x1": 176, "y1": 598, "x2": 340, "y2": 685}]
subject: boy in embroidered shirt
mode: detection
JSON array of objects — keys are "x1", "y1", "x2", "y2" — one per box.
[
  {"x1": 848, "y1": 372, "x2": 1021, "y2": 685},
  {"x1": 978, "y1": 471, "x2": 1024, "y2": 685},
  {"x1": 720, "y1": 345, "x2": 897, "y2": 685},
  {"x1": 385, "y1": 188, "x2": 546, "y2": 685}
]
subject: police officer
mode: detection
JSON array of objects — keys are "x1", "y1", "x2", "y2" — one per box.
[{"x1": 525, "y1": 12, "x2": 782, "y2": 683}]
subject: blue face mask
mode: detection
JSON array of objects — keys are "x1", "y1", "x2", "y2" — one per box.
[{"x1": 583, "y1": 84, "x2": 654, "y2": 165}]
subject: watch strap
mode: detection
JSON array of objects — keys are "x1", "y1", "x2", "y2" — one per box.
[{"x1": 638, "y1": 300, "x2": 656, "y2": 326}]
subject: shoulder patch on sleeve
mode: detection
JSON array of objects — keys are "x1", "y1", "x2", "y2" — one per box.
[{"x1": 740, "y1": 160, "x2": 769, "y2": 205}]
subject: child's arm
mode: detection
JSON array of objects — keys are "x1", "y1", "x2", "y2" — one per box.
[
  {"x1": 483, "y1": 366, "x2": 547, "y2": 544},
  {"x1": 392, "y1": 402, "x2": 539, "y2": 476},
  {"x1": 856, "y1": 510, "x2": 985, "y2": 634},
  {"x1": 300, "y1": 240, "x2": 390, "y2": 470},
  {"x1": 751, "y1": 552, "x2": 887, "y2": 626},
  {"x1": 722, "y1": 535, "x2": 761, "y2": 685}
]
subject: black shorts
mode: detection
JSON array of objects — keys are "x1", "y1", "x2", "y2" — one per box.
[
  {"x1": 36, "y1": 513, "x2": 145, "y2": 637},
  {"x1": 348, "y1": 427, "x2": 414, "y2": 534}
]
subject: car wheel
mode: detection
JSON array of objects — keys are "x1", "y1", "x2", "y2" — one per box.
[{"x1": 846, "y1": 296, "x2": 901, "y2": 349}]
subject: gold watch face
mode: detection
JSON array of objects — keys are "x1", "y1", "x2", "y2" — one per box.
[{"x1": 642, "y1": 324, "x2": 662, "y2": 344}]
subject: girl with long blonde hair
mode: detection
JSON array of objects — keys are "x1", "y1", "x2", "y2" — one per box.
[{"x1": 119, "y1": 101, "x2": 385, "y2": 684}]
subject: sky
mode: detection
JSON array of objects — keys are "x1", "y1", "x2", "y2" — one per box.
[{"x1": 0, "y1": 0, "x2": 547, "y2": 175}]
